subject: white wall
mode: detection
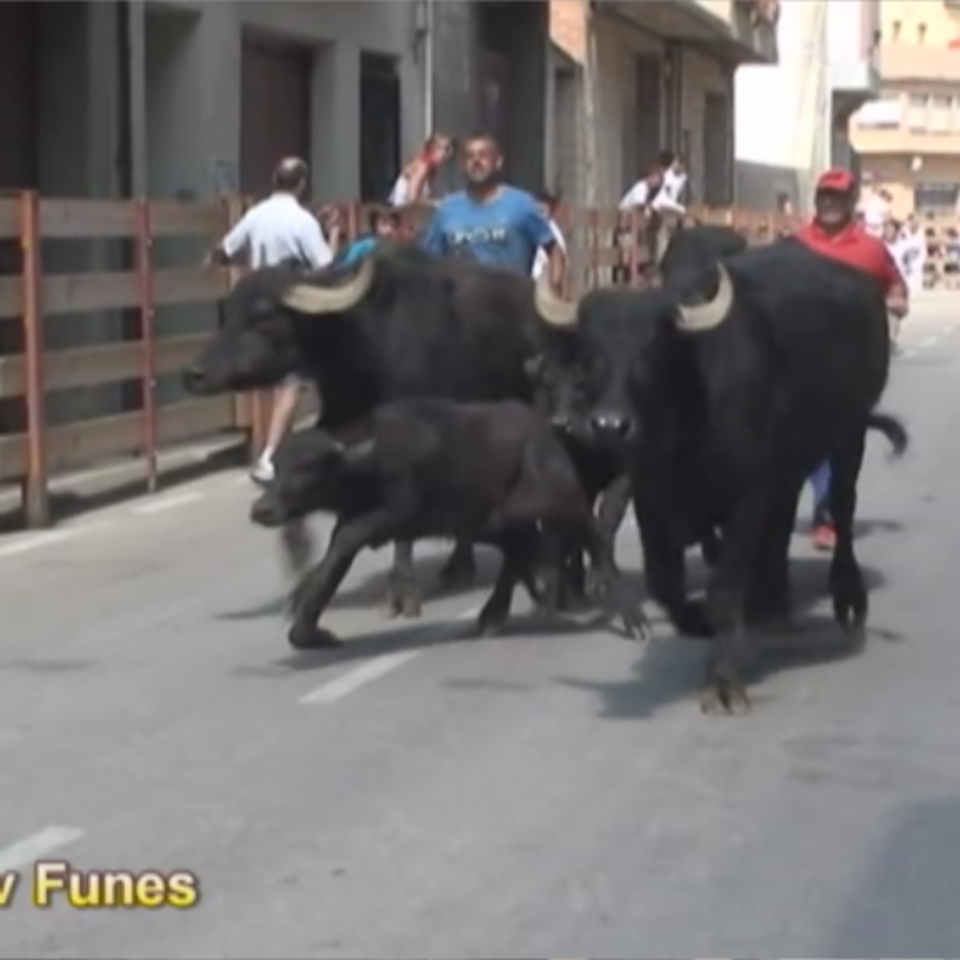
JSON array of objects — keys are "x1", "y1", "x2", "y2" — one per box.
[{"x1": 735, "y1": 0, "x2": 829, "y2": 209}]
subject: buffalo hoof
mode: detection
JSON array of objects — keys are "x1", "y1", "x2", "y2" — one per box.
[
  {"x1": 585, "y1": 565, "x2": 612, "y2": 601},
  {"x1": 288, "y1": 624, "x2": 343, "y2": 650},
  {"x1": 475, "y1": 614, "x2": 508, "y2": 638},
  {"x1": 621, "y1": 606, "x2": 651, "y2": 643},
  {"x1": 438, "y1": 552, "x2": 478, "y2": 592},
  {"x1": 699, "y1": 664, "x2": 750, "y2": 716},
  {"x1": 831, "y1": 564, "x2": 867, "y2": 629},
  {"x1": 673, "y1": 600, "x2": 713, "y2": 638},
  {"x1": 379, "y1": 588, "x2": 423, "y2": 620}
]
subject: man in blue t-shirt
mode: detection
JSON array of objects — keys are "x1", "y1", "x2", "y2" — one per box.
[
  {"x1": 418, "y1": 134, "x2": 567, "y2": 592},
  {"x1": 420, "y1": 134, "x2": 566, "y2": 288}
]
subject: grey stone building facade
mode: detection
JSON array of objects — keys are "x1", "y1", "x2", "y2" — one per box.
[{"x1": 0, "y1": 0, "x2": 551, "y2": 433}]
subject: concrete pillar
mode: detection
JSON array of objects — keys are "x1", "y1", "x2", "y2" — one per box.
[
  {"x1": 397, "y1": 56, "x2": 427, "y2": 162},
  {"x1": 311, "y1": 40, "x2": 361, "y2": 202},
  {"x1": 501, "y1": 2, "x2": 548, "y2": 192},
  {"x1": 194, "y1": 3, "x2": 241, "y2": 198},
  {"x1": 36, "y1": 2, "x2": 126, "y2": 425},
  {"x1": 128, "y1": 0, "x2": 149, "y2": 196}
]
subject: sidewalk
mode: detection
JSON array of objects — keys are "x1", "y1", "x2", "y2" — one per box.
[{"x1": 0, "y1": 433, "x2": 247, "y2": 534}]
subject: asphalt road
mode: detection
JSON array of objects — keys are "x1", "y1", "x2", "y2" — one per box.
[{"x1": 1, "y1": 293, "x2": 960, "y2": 958}]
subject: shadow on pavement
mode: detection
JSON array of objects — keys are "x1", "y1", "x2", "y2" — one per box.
[
  {"x1": 828, "y1": 797, "x2": 960, "y2": 955},
  {"x1": 219, "y1": 547, "x2": 503, "y2": 621},
  {"x1": 257, "y1": 607, "x2": 618, "y2": 677},
  {"x1": 557, "y1": 557, "x2": 896, "y2": 720}
]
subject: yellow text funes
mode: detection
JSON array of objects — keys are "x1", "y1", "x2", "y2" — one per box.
[{"x1": 33, "y1": 861, "x2": 200, "y2": 909}]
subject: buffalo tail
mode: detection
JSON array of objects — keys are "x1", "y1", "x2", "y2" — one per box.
[{"x1": 867, "y1": 412, "x2": 909, "y2": 458}]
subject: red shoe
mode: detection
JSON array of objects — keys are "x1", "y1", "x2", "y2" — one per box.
[{"x1": 812, "y1": 523, "x2": 837, "y2": 552}]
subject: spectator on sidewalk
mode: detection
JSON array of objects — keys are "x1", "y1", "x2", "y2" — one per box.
[
  {"x1": 337, "y1": 208, "x2": 403, "y2": 266},
  {"x1": 207, "y1": 156, "x2": 333, "y2": 485},
  {"x1": 531, "y1": 190, "x2": 567, "y2": 281}
]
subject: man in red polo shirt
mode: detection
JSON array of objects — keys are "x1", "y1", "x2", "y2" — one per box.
[{"x1": 795, "y1": 168, "x2": 909, "y2": 551}]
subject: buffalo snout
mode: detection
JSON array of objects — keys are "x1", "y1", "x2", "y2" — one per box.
[
  {"x1": 250, "y1": 491, "x2": 285, "y2": 528},
  {"x1": 590, "y1": 409, "x2": 634, "y2": 440}
]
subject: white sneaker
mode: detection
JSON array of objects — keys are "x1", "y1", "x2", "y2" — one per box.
[{"x1": 250, "y1": 457, "x2": 275, "y2": 485}]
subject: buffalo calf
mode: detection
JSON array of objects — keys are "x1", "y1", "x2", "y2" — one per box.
[{"x1": 250, "y1": 399, "x2": 649, "y2": 649}]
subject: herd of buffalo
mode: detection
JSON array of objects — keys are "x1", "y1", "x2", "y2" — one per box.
[{"x1": 182, "y1": 223, "x2": 908, "y2": 715}]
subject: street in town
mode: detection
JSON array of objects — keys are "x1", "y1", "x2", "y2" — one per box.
[{"x1": 0, "y1": 293, "x2": 959, "y2": 958}]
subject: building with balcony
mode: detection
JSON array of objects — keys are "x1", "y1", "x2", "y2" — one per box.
[
  {"x1": 851, "y1": 1, "x2": 960, "y2": 218},
  {"x1": 735, "y1": 0, "x2": 880, "y2": 213},
  {"x1": 546, "y1": 0, "x2": 778, "y2": 209}
]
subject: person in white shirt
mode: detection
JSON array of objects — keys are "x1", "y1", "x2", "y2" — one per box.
[
  {"x1": 653, "y1": 149, "x2": 688, "y2": 215},
  {"x1": 882, "y1": 218, "x2": 909, "y2": 352},
  {"x1": 900, "y1": 213, "x2": 927, "y2": 293},
  {"x1": 531, "y1": 190, "x2": 567, "y2": 281},
  {"x1": 210, "y1": 156, "x2": 333, "y2": 484},
  {"x1": 860, "y1": 186, "x2": 891, "y2": 238}
]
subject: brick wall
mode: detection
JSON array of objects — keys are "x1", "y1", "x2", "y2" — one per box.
[{"x1": 550, "y1": 0, "x2": 587, "y2": 62}]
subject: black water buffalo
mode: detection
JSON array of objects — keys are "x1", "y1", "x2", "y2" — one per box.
[
  {"x1": 183, "y1": 243, "x2": 580, "y2": 618},
  {"x1": 249, "y1": 398, "x2": 648, "y2": 648},
  {"x1": 532, "y1": 236, "x2": 908, "y2": 714},
  {"x1": 524, "y1": 224, "x2": 748, "y2": 592}
]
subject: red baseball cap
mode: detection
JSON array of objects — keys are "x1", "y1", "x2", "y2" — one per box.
[{"x1": 816, "y1": 168, "x2": 856, "y2": 193}]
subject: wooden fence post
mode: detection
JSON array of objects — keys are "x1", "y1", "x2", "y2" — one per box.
[
  {"x1": 19, "y1": 190, "x2": 49, "y2": 528},
  {"x1": 135, "y1": 199, "x2": 158, "y2": 492}
]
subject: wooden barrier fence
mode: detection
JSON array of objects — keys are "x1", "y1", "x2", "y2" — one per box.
[{"x1": 0, "y1": 193, "x2": 798, "y2": 529}]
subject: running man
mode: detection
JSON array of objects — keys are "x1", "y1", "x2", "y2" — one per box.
[
  {"x1": 209, "y1": 157, "x2": 334, "y2": 484},
  {"x1": 796, "y1": 168, "x2": 909, "y2": 550}
]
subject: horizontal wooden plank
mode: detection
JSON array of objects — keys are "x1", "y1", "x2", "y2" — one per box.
[
  {"x1": 0, "y1": 275, "x2": 20, "y2": 319},
  {"x1": 46, "y1": 410, "x2": 142, "y2": 474},
  {"x1": 149, "y1": 201, "x2": 225, "y2": 238},
  {"x1": 157, "y1": 396, "x2": 236, "y2": 446},
  {"x1": 567, "y1": 209, "x2": 623, "y2": 230},
  {"x1": 153, "y1": 267, "x2": 228, "y2": 306},
  {"x1": 40, "y1": 199, "x2": 135, "y2": 239},
  {"x1": 42, "y1": 271, "x2": 139, "y2": 315},
  {"x1": 0, "y1": 334, "x2": 213, "y2": 399},
  {"x1": 0, "y1": 352, "x2": 25, "y2": 399},
  {"x1": 42, "y1": 397, "x2": 239, "y2": 476},
  {"x1": 0, "y1": 431, "x2": 25, "y2": 481},
  {"x1": 0, "y1": 196, "x2": 19, "y2": 240}
]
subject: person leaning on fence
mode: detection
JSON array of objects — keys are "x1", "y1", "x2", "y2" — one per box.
[
  {"x1": 388, "y1": 132, "x2": 454, "y2": 207},
  {"x1": 206, "y1": 156, "x2": 334, "y2": 485},
  {"x1": 531, "y1": 190, "x2": 567, "y2": 281},
  {"x1": 616, "y1": 164, "x2": 664, "y2": 284},
  {"x1": 337, "y1": 208, "x2": 403, "y2": 267}
]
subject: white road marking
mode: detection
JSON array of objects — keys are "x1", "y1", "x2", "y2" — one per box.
[
  {"x1": 300, "y1": 606, "x2": 481, "y2": 705},
  {"x1": 133, "y1": 491, "x2": 204, "y2": 515},
  {"x1": 0, "y1": 826, "x2": 84, "y2": 872},
  {"x1": 300, "y1": 650, "x2": 425, "y2": 705}
]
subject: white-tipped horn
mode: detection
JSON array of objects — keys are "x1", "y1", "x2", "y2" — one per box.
[
  {"x1": 281, "y1": 257, "x2": 375, "y2": 315},
  {"x1": 674, "y1": 262, "x2": 734, "y2": 333},
  {"x1": 534, "y1": 270, "x2": 579, "y2": 328}
]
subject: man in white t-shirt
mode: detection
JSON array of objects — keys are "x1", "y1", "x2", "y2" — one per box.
[
  {"x1": 531, "y1": 190, "x2": 567, "y2": 280},
  {"x1": 210, "y1": 157, "x2": 333, "y2": 484},
  {"x1": 654, "y1": 150, "x2": 688, "y2": 214}
]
